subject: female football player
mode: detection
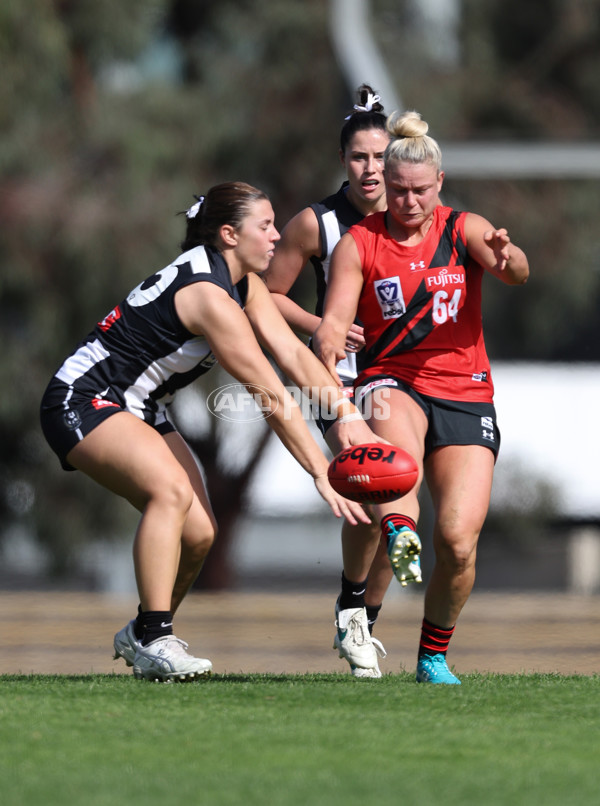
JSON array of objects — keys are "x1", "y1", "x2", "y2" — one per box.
[
  {"x1": 40, "y1": 181, "x2": 377, "y2": 682},
  {"x1": 263, "y1": 85, "x2": 400, "y2": 679},
  {"x1": 314, "y1": 111, "x2": 529, "y2": 684}
]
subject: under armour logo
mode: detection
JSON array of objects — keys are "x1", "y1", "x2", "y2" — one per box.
[
  {"x1": 482, "y1": 430, "x2": 495, "y2": 441},
  {"x1": 410, "y1": 261, "x2": 426, "y2": 271}
]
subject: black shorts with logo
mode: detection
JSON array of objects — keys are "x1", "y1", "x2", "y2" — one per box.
[
  {"x1": 40, "y1": 378, "x2": 175, "y2": 471},
  {"x1": 355, "y1": 375, "x2": 500, "y2": 459}
]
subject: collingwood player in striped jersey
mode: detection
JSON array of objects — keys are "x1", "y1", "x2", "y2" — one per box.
[
  {"x1": 40, "y1": 182, "x2": 377, "y2": 682},
  {"x1": 263, "y1": 85, "x2": 398, "y2": 679}
]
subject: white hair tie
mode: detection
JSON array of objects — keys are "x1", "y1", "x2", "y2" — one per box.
[
  {"x1": 186, "y1": 196, "x2": 205, "y2": 219},
  {"x1": 345, "y1": 93, "x2": 381, "y2": 119}
]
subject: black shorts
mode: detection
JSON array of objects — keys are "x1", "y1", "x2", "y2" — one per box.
[
  {"x1": 355, "y1": 375, "x2": 500, "y2": 459},
  {"x1": 40, "y1": 379, "x2": 176, "y2": 471}
]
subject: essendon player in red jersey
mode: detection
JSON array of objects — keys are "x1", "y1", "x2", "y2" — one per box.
[{"x1": 315, "y1": 110, "x2": 529, "y2": 684}]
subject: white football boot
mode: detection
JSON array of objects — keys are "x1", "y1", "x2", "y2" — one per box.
[
  {"x1": 133, "y1": 635, "x2": 212, "y2": 682},
  {"x1": 113, "y1": 620, "x2": 140, "y2": 667},
  {"x1": 333, "y1": 604, "x2": 386, "y2": 678}
]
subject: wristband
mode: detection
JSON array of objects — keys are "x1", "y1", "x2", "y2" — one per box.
[{"x1": 337, "y1": 412, "x2": 363, "y2": 424}]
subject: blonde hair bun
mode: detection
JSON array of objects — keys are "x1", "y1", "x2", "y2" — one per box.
[{"x1": 384, "y1": 109, "x2": 442, "y2": 171}]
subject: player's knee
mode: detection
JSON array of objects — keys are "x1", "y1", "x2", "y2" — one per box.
[
  {"x1": 450, "y1": 542, "x2": 477, "y2": 574},
  {"x1": 437, "y1": 524, "x2": 480, "y2": 572},
  {"x1": 151, "y1": 468, "x2": 195, "y2": 516},
  {"x1": 185, "y1": 513, "x2": 218, "y2": 558},
  {"x1": 195, "y1": 521, "x2": 217, "y2": 555}
]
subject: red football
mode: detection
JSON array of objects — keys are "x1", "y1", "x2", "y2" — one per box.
[{"x1": 327, "y1": 442, "x2": 418, "y2": 504}]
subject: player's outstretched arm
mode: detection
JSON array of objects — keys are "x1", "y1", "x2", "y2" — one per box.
[
  {"x1": 465, "y1": 213, "x2": 529, "y2": 285},
  {"x1": 177, "y1": 279, "x2": 370, "y2": 525},
  {"x1": 244, "y1": 274, "x2": 380, "y2": 450}
]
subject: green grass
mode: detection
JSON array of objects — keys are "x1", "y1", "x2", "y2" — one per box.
[{"x1": 2, "y1": 672, "x2": 599, "y2": 806}]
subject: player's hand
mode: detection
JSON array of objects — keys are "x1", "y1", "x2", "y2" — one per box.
[
  {"x1": 313, "y1": 474, "x2": 370, "y2": 525},
  {"x1": 483, "y1": 228, "x2": 512, "y2": 272},
  {"x1": 335, "y1": 418, "x2": 390, "y2": 450},
  {"x1": 331, "y1": 414, "x2": 392, "y2": 451},
  {"x1": 344, "y1": 323, "x2": 365, "y2": 353},
  {"x1": 313, "y1": 325, "x2": 346, "y2": 387},
  {"x1": 316, "y1": 345, "x2": 346, "y2": 387}
]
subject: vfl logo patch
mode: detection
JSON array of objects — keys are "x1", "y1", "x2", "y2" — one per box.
[{"x1": 374, "y1": 277, "x2": 406, "y2": 320}]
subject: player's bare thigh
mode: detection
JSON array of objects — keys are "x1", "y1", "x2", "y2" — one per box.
[
  {"x1": 425, "y1": 444, "x2": 495, "y2": 546},
  {"x1": 365, "y1": 387, "x2": 428, "y2": 520},
  {"x1": 367, "y1": 388, "x2": 427, "y2": 477},
  {"x1": 66, "y1": 411, "x2": 192, "y2": 511}
]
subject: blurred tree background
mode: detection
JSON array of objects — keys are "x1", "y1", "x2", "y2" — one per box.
[{"x1": 1, "y1": 0, "x2": 599, "y2": 589}]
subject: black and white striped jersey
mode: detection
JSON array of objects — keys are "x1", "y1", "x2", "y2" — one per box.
[
  {"x1": 50, "y1": 244, "x2": 248, "y2": 426},
  {"x1": 309, "y1": 182, "x2": 366, "y2": 381}
]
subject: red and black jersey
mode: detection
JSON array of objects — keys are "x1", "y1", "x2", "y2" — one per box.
[{"x1": 350, "y1": 206, "x2": 494, "y2": 402}]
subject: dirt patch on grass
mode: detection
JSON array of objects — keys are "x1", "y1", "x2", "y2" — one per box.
[{"x1": 1, "y1": 590, "x2": 598, "y2": 676}]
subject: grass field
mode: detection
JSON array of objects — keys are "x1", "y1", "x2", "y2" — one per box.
[{"x1": 2, "y1": 672, "x2": 599, "y2": 806}]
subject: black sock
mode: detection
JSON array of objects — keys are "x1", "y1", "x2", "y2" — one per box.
[
  {"x1": 365, "y1": 603, "x2": 382, "y2": 635},
  {"x1": 133, "y1": 604, "x2": 144, "y2": 640},
  {"x1": 338, "y1": 572, "x2": 368, "y2": 610},
  {"x1": 140, "y1": 610, "x2": 174, "y2": 646}
]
